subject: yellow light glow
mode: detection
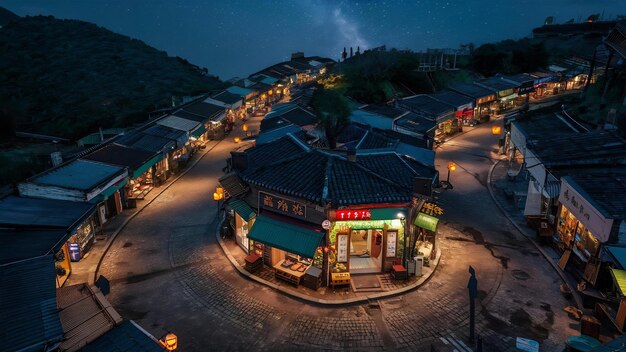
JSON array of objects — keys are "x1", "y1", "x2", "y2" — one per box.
[
  {"x1": 261, "y1": 94, "x2": 266, "y2": 99},
  {"x1": 160, "y1": 333, "x2": 178, "y2": 351},
  {"x1": 491, "y1": 125, "x2": 502, "y2": 135},
  {"x1": 216, "y1": 187, "x2": 224, "y2": 195},
  {"x1": 234, "y1": 137, "x2": 241, "y2": 143},
  {"x1": 242, "y1": 124, "x2": 248, "y2": 132},
  {"x1": 448, "y1": 162, "x2": 456, "y2": 172},
  {"x1": 268, "y1": 90, "x2": 273, "y2": 95},
  {"x1": 213, "y1": 192, "x2": 221, "y2": 201}
]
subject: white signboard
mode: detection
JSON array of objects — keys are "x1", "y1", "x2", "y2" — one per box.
[
  {"x1": 386, "y1": 231, "x2": 397, "y2": 258},
  {"x1": 337, "y1": 234, "x2": 348, "y2": 263},
  {"x1": 559, "y1": 177, "x2": 614, "y2": 243}
]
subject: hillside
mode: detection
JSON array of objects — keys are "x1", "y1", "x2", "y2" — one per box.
[
  {"x1": 0, "y1": 15, "x2": 224, "y2": 139},
  {"x1": 0, "y1": 6, "x2": 19, "y2": 27}
]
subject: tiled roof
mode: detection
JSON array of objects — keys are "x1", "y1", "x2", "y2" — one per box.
[
  {"x1": 227, "y1": 85, "x2": 255, "y2": 97},
  {"x1": 82, "y1": 144, "x2": 157, "y2": 171},
  {"x1": 256, "y1": 124, "x2": 302, "y2": 145},
  {"x1": 279, "y1": 106, "x2": 317, "y2": 126},
  {"x1": 260, "y1": 117, "x2": 292, "y2": 132},
  {"x1": 356, "y1": 130, "x2": 398, "y2": 150},
  {"x1": 242, "y1": 149, "x2": 419, "y2": 206},
  {"x1": 218, "y1": 173, "x2": 249, "y2": 197},
  {"x1": 497, "y1": 73, "x2": 536, "y2": 85},
  {"x1": 513, "y1": 113, "x2": 582, "y2": 141},
  {"x1": 82, "y1": 321, "x2": 162, "y2": 352},
  {"x1": 245, "y1": 134, "x2": 309, "y2": 170},
  {"x1": 0, "y1": 255, "x2": 64, "y2": 351},
  {"x1": 356, "y1": 153, "x2": 436, "y2": 189},
  {"x1": 29, "y1": 160, "x2": 124, "y2": 191},
  {"x1": 530, "y1": 131, "x2": 626, "y2": 165},
  {"x1": 564, "y1": 168, "x2": 626, "y2": 220},
  {"x1": 0, "y1": 196, "x2": 95, "y2": 229},
  {"x1": 183, "y1": 101, "x2": 226, "y2": 119},
  {"x1": 336, "y1": 123, "x2": 368, "y2": 144}
]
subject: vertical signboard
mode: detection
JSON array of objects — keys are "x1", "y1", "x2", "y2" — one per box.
[
  {"x1": 386, "y1": 230, "x2": 397, "y2": 258},
  {"x1": 337, "y1": 233, "x2": 349, "y2": 263}
]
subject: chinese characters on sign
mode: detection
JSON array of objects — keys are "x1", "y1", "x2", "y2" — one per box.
[
  {"x1": 386, "y1": 231, "x2": 397, "y2": 258},
  {"x1": 259, "y1": 192, "x2": 306, "y2": 219},
  {"x1": 337, "y1": 233, "x2": 348, "y2": 262},
  {"x1": 563, "y1": 189, "x2": 591, "y2": 222},
  {"x1": 421, "y1": 202, "x2": 444, "y2": 216},
  {"x1": 335, "y1": 209, "x2": 371, "y2": 220}
]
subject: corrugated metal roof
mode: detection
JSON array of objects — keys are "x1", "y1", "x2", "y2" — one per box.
[
  {"x1": 57, "y1": 284, "x2": 122, "y2": 352},
  {"x1": 82, "y1": 144, "x2": 157, "y2": 172},
  {"x1": 0, "y1": 229, "x2": 69, "y2": 264},
  {"x1": 81, "y1": 321, "x2": 162, "y2": 352},
  {"x1": 0, "y1": 196, "x2": 95, "y2": 229},
  {"x1": 156, "y1": 115, "x2": 201, "y2": 133},
  {"x1": 143, "y1": 125, "x2": 187, "y2": 146},
  {"x1": 0, "y1": 255, "x2": 64, "y2": 352},
  {"x1": 118, "y1": 133, "x2": 176, "y2": 153},
  {"x1": 31, "y1": 160, "x2": 125, "y2": 191},
  {"x1": 227, "y1": 85, "x2": 255, "y2": 97},
  {"x1": 219, "y1": 173, "x2": 249, "y2": 197}
]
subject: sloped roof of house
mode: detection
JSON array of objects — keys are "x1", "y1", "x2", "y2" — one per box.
[
  {"x1": 28, "y1": 160, "x2": 125, "y2": 191},
  {"x1": 0, "y1": 255, "x2": 64, "y2": 351},
  {"x1": 449, "y1": 83, "x2": 496, "y2": 99},
  {"x1": 156, "y1": 115, "x2": 201, "y2": 133},
  {"x1": 430, "y1": 90, "x2": 474, "y2": 108},
  {"x1": 209, "y1": 90, "x2": 244, "y2": 105},
  {"x1": 399, "y1": 95, "x2": 455, "y2": 118},
  {"x1": 82, "y1": 144, "x2": 157, "y2": 171}
]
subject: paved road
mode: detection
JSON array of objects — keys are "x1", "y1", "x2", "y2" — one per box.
[{"x1": 100, "y1": 116, "x2": 577, "y2": 351}]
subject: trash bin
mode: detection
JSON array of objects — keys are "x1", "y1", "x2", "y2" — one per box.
[
  {"x1": 414, "y1": 254, "x2": 424, "y2": 276},
  {"x1": 68, "y1": 243, "x2": 81, "y2": 262}
]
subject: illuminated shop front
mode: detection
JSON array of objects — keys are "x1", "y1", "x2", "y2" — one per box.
[
  {"x1": 328, "y1": 207, "x2": 408, "y2": 275},
  {"x1": 554, "y1": 174, "x2": 624, "y2": 286}
]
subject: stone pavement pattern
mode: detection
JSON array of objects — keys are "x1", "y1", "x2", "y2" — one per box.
[{"x1": 96, "y1": 115, "x2": 579, "y2": 351}]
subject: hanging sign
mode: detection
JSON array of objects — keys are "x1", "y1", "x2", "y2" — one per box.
[
  {"x1": 337, "y1": 233, "x2": 349, "y2": 263},
  {"x1": 259, "y1": 191, "x2": 306, "y2": 220},
  {"x1": 386, "y1": 231, "x2": 397, "y2": 258},
  {"x1": 321, "y1": 220, "x2": 332, "y2": 230},
  {"x1": 333, "y1": 209, "x2": 371, "y2": 221},
  {"x1": 421, "y1": 202, "x2": 444, "y2": 216}
]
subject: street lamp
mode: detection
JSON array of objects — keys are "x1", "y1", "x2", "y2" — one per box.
[
  {"x1": 491, "y1": 125, "x2": 502, "y2": 135},
  {"x1": 159, "y1": 332, "x2": 178, "y2": 351},
  {"x1": 447, "y1": 162, "x2": 456, "y2": 183},
  {"x1": 213, "y1": 186, "x2": 224, "y2": 211},
  {"x1": 242, "y1": 124, "x2": 249, "y2": 137}
]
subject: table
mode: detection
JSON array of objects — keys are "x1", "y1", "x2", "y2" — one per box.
[{"x1": 273, "y1": 260, "x2": 308, "y2": 286}]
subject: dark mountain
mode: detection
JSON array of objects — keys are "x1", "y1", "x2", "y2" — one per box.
[
  {"x1": 0, "y1": 7, "x2": 19, "y2": 27},
  {"x1": 0, "y1": 15, "x2": 224, "y2": 139}
]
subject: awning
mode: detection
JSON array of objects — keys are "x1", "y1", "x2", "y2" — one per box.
[
  {"x1": 132, "y1": 154, "x2": 162, "y2": 179},
  {"x1": 414, "y1": 212, "x2": 439, "y2": 232},
  {"x1": 97, "y1": 177, "x2": 129, "y2": 201},
  {"x1": 228, "y1": 199, "x2": 256, "y2": 221},
  {"x1": 248, "y1": 215, "x2": 324, "y2": 258},
  {"x1": 543, "y1": 180, "x2": 561, "y2": 199},
  {"x1": 610, "y1": 268, "x2": 626, "y2": 297},
  {"x1": 190, "y1": 125, "x2": 207, "y2": 139},
  {"x1": 499, "y1": 93, "x2": 519, "y2": 102},
  {"x1": 370, "y1": 207, "x2": 408, "y2": 220}
]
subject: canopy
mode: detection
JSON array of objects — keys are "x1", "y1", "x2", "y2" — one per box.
[
  {"x1": 190, "y1": 125, "x2": 207, "y2": 139},
  {"x1": 96, "y1": 177, "x2": 129, "y2": 201},
  {"x1": 370, "y1": 207, "x2": 408, "y2": 220},
  {"x1": 414, "y1": 212, "x2": 439, "y2": 232},
  {"x1": 248, "y1": 215, "x2": 324, "y2": 258},
  {"x1": 133, "y1": 154, "x2": 162, "y2": 179},
  {"x1": 228, "y1": 199, "x2": 256, "y2": 222},
  {"x1": 610, "y1": 267, "x2": 626, "y2": 297}
]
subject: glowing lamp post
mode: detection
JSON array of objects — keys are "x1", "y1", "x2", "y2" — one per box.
[
  {"x1": 242, "y1": 124, "x2": 249, "y2": 137},
  {"x1": 213, "y1": 186, "x2": 224, "y2": 211},
  {"x1": 491, "y1": 125, "x2": 502, "y2": 135},
  {"x1": 446, "y1": 162, "x2": 456, "y2": 184},
  {"x1": 159, "y1": 332, "x2": 178, "y2": 351}
]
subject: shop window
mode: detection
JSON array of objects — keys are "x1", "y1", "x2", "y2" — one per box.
[
  {"x1": 557, "y1": 207, "x2": 577, "y2": 246},
  {"x1": 575, "y1": 225, "x2": 599, "y2": 259}
]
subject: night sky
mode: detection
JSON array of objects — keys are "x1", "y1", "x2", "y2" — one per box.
[{"x1": 4, "y1": 0, "x2": 626, "y2": 79}]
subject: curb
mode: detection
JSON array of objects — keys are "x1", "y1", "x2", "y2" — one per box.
[
  {"x1": 486, "y1": 160, "x2": 583, "y2": 310},
  {"x1": 214, "y1": 223, "x2": 441, "y2": 306},
  {"x1": 91, "y1": 138, "x2": 223, "y2": 285}
]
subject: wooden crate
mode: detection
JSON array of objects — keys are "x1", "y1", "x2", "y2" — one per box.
[{"x1": 331, "y1": 272, "x2": 351, "y2": 289}]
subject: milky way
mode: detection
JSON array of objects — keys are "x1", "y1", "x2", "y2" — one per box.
[{"x1": 4, "y1": 0, "x2": 626, "y2": 79}]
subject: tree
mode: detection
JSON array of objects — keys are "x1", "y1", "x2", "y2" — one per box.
[{"x1": 310, "y1": 86, "x2": 351, "y2": 149}]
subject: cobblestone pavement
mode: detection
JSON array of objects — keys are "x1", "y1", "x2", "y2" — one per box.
[{"x1": 99, "y1": 116, "x2": 578, "y2": 351}]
